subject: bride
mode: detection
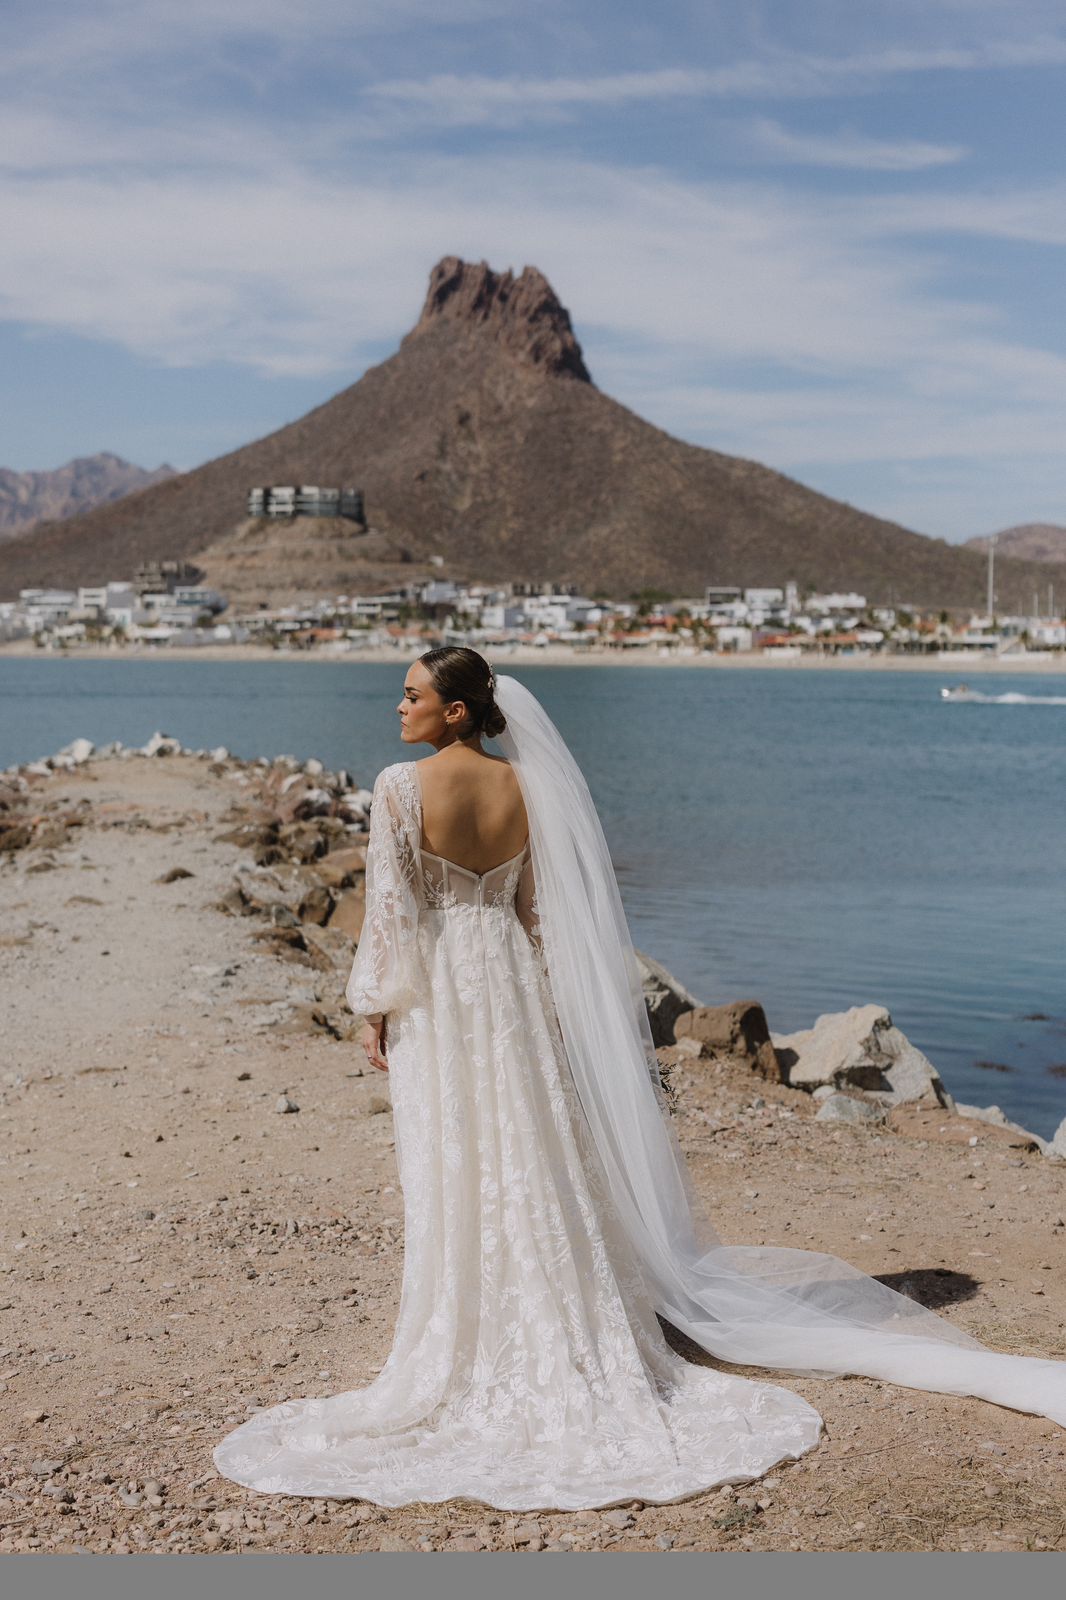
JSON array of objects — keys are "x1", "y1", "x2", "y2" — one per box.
[{"x1": 213, "y1": 647, "x2": 1066, "y2": 1510}]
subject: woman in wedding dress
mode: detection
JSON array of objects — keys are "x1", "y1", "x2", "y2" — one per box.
[{"x1": 213, "y1": 647, "x2": 1066, "y2": 1511}]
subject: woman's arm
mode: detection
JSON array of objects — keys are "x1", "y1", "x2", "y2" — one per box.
[{"x1": 346, "y1": 767, "x2": 422, "y2": 1064}]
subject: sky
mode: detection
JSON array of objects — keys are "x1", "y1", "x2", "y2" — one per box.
[{"x1": 2, "y1": 0, "x2": 1065, "y2": 541}]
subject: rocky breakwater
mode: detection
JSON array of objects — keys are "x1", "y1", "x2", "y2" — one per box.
[
  {"x1": 648, "y1": 982, "x2": 1066, "y2": 1162},
  {"x1": 1, "y1": 733, "x2": 376, "y2": 1047},
  {"x1": 204, "y1": 751, "x2": 374, "y2": 1041}
]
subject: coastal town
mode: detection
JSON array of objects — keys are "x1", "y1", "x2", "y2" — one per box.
[{"x1": 3, "y1": 561, "x2": 1065, "y2": 662}]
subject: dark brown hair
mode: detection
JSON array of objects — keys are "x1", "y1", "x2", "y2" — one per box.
[{"x1": 417, "y1": 647, "x2": 506, "y2": 740}]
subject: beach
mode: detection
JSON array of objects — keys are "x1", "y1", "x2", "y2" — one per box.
[
  {"x1": 0, "y1": 746, "x2": 1064, "y2": 1553},
  {"x1": 3, "y1": 638, "x2": 1066, "y2": 672}
]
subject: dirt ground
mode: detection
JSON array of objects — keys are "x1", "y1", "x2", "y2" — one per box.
[{"x1": 1, "y1": 754, "x2": 1064, "y2": 1553}]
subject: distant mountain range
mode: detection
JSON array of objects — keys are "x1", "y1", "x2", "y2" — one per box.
[
  {"x1": 0, "y1": 452, "x2": 176, "y2": 543},
  {"x1": 2, "y1": 258, "x2": 1064, "y2": 608},
  {"x1": 964, "y1": 524, "x2": 1066, "y2": 564}
]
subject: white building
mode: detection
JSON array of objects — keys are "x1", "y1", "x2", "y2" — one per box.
[
  {"x1": 248, "y1": 485, "x2": 364, "y2": 520},
  {"x1": 522, "y1": 597, "x2": 571, "y2": 631},
  {"x1": 103, "y1": 583, "x2": 139, "y2": 627},
  {"x1": 172, "y1": 585, "x2": 227, "y2": 615},
  {"x1": 76, "y1": 585, "x2": 110, "y2": 615},
  {"x1": 20, "y1": 589, "x2": 77, "y2": 631},
  {"x1": 715, "y1": 625, "x2": 754, "y2": 652},
  {"x1": 806, "y1": 591, "x2": 867, "y2": 614},
  {"x1": 479, "y1": 603, "x2": 527, "y2": 630}
]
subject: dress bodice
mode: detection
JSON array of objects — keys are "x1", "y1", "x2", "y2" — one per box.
[{"x1": 419, "y1": 843, "x2": 530, "y2": 910}]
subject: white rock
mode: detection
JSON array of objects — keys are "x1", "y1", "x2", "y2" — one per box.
[
  {"x1": 1046, "y1": 1115, "x2": 1066, "y2": 1161},
  {"x1": 56, "y1": 738, "x2": 94, "y2": 764},
  {"x1": 141, "y1": 730, "x2": 183, "y2": 757},
  {"x1": 814, "y1": 1092, "x2": 887, "y2": 1126},
  {"x1": 209, "y1": 746, "x2": 230, "y2": 762},
  {"x1": 300, "y1": 787, "x2": 333, "y2": 815},
  {"x1": 772, "y1": 1003, "x2": 951, "y2": 1107},
  {"x1": 954, "y1": 1102, "x2": 1048, "y2": 1153},
  {"x1": 304, "y1": 758, "x2": 324, "y2": 777}
]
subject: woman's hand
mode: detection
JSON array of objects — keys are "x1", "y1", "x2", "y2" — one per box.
[{"x1": 361, "y1": 1014, "x2": 388, "y2": 1072}]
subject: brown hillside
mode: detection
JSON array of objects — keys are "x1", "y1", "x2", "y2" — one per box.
[
  {"x1": 0, "y1": 452, "x2": 175, "y2": 541},
  {"x1": 965, "y1": 524, "x2": 1066, "y2": 565},
  {"x1": 3, "y1": 256, "x2": 1065, "y2": 608}
]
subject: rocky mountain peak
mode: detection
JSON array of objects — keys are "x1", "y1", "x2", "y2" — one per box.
[{"x1": 403, "y1": 256, "x2": 592, "y2": 383}]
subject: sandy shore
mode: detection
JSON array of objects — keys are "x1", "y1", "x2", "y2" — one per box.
[
  {"x1": 2, "y1": 639, "x2": 1066, "y2": 672},
  {"x1": 1, "y1": 751, "x2": 1064, "y2": 1553}
]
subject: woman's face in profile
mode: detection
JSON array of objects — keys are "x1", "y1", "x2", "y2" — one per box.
[{"x1": 397, "y1": 660, "x2": 463, "y2": 745}]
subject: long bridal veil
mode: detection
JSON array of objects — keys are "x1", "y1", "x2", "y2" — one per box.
[{"x1": 493, "y1": 672, "x2": 1066, "y2": 1427}]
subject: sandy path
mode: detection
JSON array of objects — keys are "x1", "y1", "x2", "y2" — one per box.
[{"x1": 0, "y1": 756, "x2": 1064, "y2": 1553}]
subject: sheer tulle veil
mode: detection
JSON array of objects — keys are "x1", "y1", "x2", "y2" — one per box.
[{"x1": 492, "y1": 670, "x2": 1066, "y2": 1427}]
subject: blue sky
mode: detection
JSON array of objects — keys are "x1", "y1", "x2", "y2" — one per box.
[{"x1": 3, "y1": 1, "x2": 1065, "y2": 540}]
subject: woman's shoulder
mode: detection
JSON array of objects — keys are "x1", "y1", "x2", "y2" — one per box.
[
  {"x1": 412, "y1": 753, "x2": 512, "y2": 773},
  {"x1": 373, "y1": 760, "x2": 419, "y2": 804}
]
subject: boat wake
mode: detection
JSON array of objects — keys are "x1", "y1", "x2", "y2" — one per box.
[{"x1": 940, "y1": 686, "x2": 1066, "y2": 705}]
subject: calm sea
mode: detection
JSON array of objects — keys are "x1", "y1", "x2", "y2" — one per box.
[{"x1": 2, "y1": 656, "x2": 1064, "y2": 1139}]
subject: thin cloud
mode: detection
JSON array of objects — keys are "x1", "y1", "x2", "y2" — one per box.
[
  {"x1": 749, "y1": 117, "x2": 968, "y2": 171},
  {"x1": 2, "y1": 0, "x2": 507, "y2": 78},
  {"x1": 1, "y1": 155, "x2": 1062, "y2": 432},
  {"x1": 366, "y1": 36, "x2": 1066, "y2": 128}
]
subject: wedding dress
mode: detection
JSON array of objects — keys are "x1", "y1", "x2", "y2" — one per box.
[{"x1": 213, "y1": 674, "x2": 1066, "y2": 1510}]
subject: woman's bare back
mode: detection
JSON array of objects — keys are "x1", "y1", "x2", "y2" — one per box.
[{"x1": 414, "y1": 753, "x2": 529, "y2": 875}]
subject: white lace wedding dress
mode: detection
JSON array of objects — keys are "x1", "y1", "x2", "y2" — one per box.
[{"x1": 212, "y1": 759, "x2": 826, "y2": 1509}]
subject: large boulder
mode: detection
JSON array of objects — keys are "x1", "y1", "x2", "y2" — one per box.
[
  {"x1": 674, "y1": 1000, "x2": 783, "y2": 1082},
  {"x1": 297, "y1": 884, "x2": 335, "y2": 927},
  {"x1": 141, "y1": 730, "x2": 183, "y2": 757},
  {"x1": 329, "y1": 888, "x2": 366, "y2": 941},
  {"x1": 52, "y1": 737, "x2": 94, "y2": 767},
  {"x1": 814, "y1": 1092, "x2": 888, "y2": 1126},
  {"x1": 633, "y1": 950, "x2": 703, "y2": 1048},
  {"x1": 953, "y1": 1102, "x2": 1048, "y2": 1154},
  {"x1": 1045, "y1": 1115, "x2": 1066, "y2": 1161},
  {"x1": 277, "y1": 820, "x2": 330, "y2": 863},
  {"x1": 772, "y1": 1003, "x2": 953, "y2": 1108},
  {"x1": 315, "y1": 844, "x2": 368, "y2": 889}
]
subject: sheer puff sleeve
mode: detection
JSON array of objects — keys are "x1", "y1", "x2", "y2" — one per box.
[{"x1": 345, "y1": 765, "x2": 423, "y2": 1021}]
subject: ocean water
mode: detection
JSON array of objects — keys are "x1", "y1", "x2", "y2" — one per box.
[{"x1": 2, "y1": 656, "x2": 1064, "y2": 1138}]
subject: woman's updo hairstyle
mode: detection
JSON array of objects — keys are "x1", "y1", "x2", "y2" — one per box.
[{"x1": 418, "y1": 647, "x2": 507, "y2": 740}]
